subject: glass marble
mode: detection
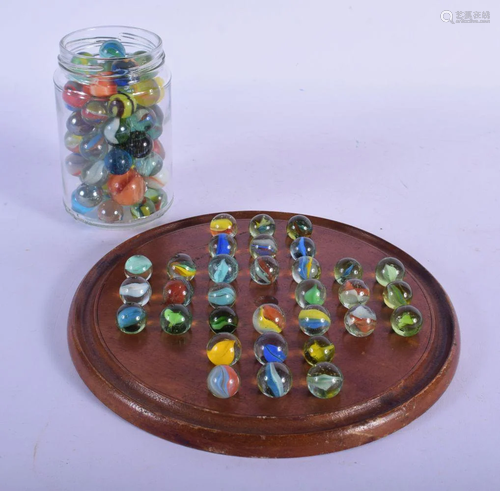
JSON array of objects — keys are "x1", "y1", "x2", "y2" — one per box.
[
  {"x1": 250, "y1": 256, "x2": 279, "y2": 285},
  {"x1": 104, "y1": 147, "x2": 133, "y2": 175},
  {"x1": 129, "y1": 79, "x2": 162, "y2": 107},
  {"x1": 119, "y1": 277, "x2": 152, "y2": 306},
  {"x1": 338, "y1": 279, "x2": 370, "y2": 308},
  {"x1": 79, "y1": 130, "x2": 108, "y2": 162},
  {"x1": 295, "y1": 279, "x2": 327, "y2": 308},
  {"x1": 145, "y1": 169, "x2": 169, "y2": 190},
  {"x1": 208, "y1": 233, "x2": 237, "y2": 257},
  {"x1": 290, "y1": 237, "x2": 316, "y2": 260},
  {"x1": 163, "y1": 278, "x2": 193, "y2": 305},
  {"x1": 108, "y1": 92, "x2": 137, "y2": 118},
  {"x1": 62, "y1": 81, "x2": 91, "y2": 110},
  {"x1": 66, "y1": 111, "x2": 94, "y2": 136},
  {"x1": 254, "y1": 332, "x2": 288, "y2": 364},
  {"x1": 391, "y1": 305, "x2": 423, "y2": 337},
  {"x1": 249, "y1": 214, "x2": 276, "y2": 237},
  {"x1": 99, "y1": 40, "x2": 127, "y2": 58},
  {"x1": 97, "y1": 200, "x2": 124, "y2": 223},
  {"x1": 167, "y1": 253, "x2": 197, "y2": 281},
  {"x1": 206, "y1": 333, "x2": 242, "y2": 366},
  {"x1": 144, "y1": 188, "x2": 167, "y2": 211},
  {"x1": 376, "y1": 257, "x2": 406, "y2": 286},
  {"x1": 298, "y1": 305, "x2": 331, "y2": 335},
  {"x1": 210, "y1": 213, "x2": 238, "y2": 236},
  {"x1": 334, "y1": 257, "x2": 363, "y2": 285},
  {"x1": 64, "y1": 131, "x2": 82, "y2": 153},
  {"x1": 292, "y1": 257, "x2": 321, "y2": 283},
  {"x1": 124, "y1": 255, "x2": 153, "y2": 280},
  {"x1": 303, "y1": 336, "x2": 335, "y2": 365},
  {"x1": 81, "y1": 99, "x2": 109, "y2": 124},
  {"x1": 71, "y1": 191, "x2": 92, "y2": 215},
  {"x1": 103, "y1": 118, "x2": 131, "y2": 145},
  {"x1": 209, "y1": 306, "x2": 239, "y2": 334},
  {"x1": 128, "y1": 107, "x2": 157, "y2": 132},
  {"x1": 257, "y1": 362, "x2": 292, "y2": 398},
  {"x1": 286, "y1": 215, "x2": 313, "y2": 240},
  {"x1": 252, "y1": 304, "x2": 286, "y2": 334},
  {"x1": 122, "y1": 131, "x2": 153, "y2": 159},
  {"x1": 65, "y1": 153, "x2": 87, "y2": 176},
  {"x1": 116, "y1": 304, "x2": 147, "y2": 334},
  {"x1": 307, "y1": 362, "x2": 343, "y2": 399},
  {"x1": 384, "y1": 280, "x2": 413, "y2": 309},
  {"x1": 207, "y1": 283, "x2": 237, "y2": 307},
  {"x1": 108, "y1": 169, "x2": 146, "y2": 206},
  {"x1": 160, "y1": 304, "x2": 192, "y2": 335},
  {"x1": 131, "y1": 198, "x2": 156, "y2": 219},
  {"x1": 208, "y1": 254, "x2": 239, "y2": 283},
  {"x1": 80, "y1": 160, "x2": 109, "y2": 187},
  {"x1": 74, "y1": 183, "x2": 102, "y2": 208},
  {"x1": 344, "y1": 305, "x2": 377, "y2": 337},
  {"x1": 135, "y1": 153, "x2": 163, "y2": 177},
  {"x1": 249, "y1": 235, "x2": 278, "y2": 258},
  {"x1": 207, "y1": 365, "x2": 240, "y2": 398}
]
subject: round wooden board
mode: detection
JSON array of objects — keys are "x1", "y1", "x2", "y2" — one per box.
[{"x1": 68, "y1": 211, "x2": 460, "y2": 458}]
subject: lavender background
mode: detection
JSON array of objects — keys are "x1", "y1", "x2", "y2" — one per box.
[{"x1": 1, "y1": 1, "x2": 498, "y2": 489}]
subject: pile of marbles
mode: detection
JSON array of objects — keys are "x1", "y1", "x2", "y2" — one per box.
[{"x1": 62, "y1": 39, "x2": 169, "y2": 224}]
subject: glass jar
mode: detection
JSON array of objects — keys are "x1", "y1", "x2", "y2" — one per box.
[{"x1": 54, "y1": 26, "x2": 173, "y2": 227}]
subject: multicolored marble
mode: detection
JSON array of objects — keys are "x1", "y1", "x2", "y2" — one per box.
[
  {"x1": 208, "y1": 254, "x2": 239, "y2": 283},
  {"x1": 130, "y1": 198, "x2": 156, "y2": 219},
  {"x1": 74, "y1": 183, "x2": 102, "y2": 208},
  {"x1": 108, "y1": 169, "x2": 145, "y2": 206},
  {"x1": 207, "y1": 365, "x2": 240, "y2": 398},
  {"x1": 129, "y1": 79, "x2": 162, "y2": 107},
  {"x1": 163, "y1": 278, "x2": 193, "y2": 305},
  {"x1": 79, "y1": 130, "x2": 108, "y2": 162},
  {"x1": 116, "y1": 304, "x2": 147, "y2": 334},
  {"x1": 160, "y1": 304, "x2": 192, "y2": 335},
  {"x1": 376, "y1": 257, "x2": 406, "y2": 286},
  {"x1": 254, "y1": 332, "x2": 288, "y2": 364},
  {"x1": 80, "y1": 159, "x2": 109, "y2": 187},
  {"x1": 81, "y1": 100, "x2": 109, "y2": 124},
  {"x1": 298, "y1": 305, "x2": 331, "y2": 335},
  {"x1": 128, "y1": 107, "x2": 157, "y2": 132},
  {"x1": 286, "y1": 215, "x2": 313, "y2": 240},
  {"x1": 108, "y1": 92, "x2": 137, "y2": 118},
  {"x1": 134, "y1": 153, "x2": 163, "y2": 177},
  {"x1": 71, "y1": 190, "x2": 93, "y2": 215},
  {"x1": 210, "y1": 213, "x2": 238, "y2": 236},
  {"x1": 209, "y1": 306, "x2": 239, "y2": 334},
  {"x1": 97, "y1": 200, "x2": 124, "y2": 223},
  {"x1": 295, "y1": 279, "x2": 326, "y2": 308},
  {"x1": 144, "y1": 188, "x2": 168, "y2": 211},
  {"x1": 64, "y1": 132, "x2": 82, "y2": 153},
  {"x1": 252, "y1": 304, "x2": 286, "y2": 334},
  {"x1": 307, "y1": 362, "x2": 343, "y2": 399},
  {"x1": 103, "y1": 118, "x2": 131, "y2": 145},
  {"x1": 65, "y1": 153, "x2": 87, "y2": 176},
  {"x1": 249, "y1": 214, "x2": 276, "y2": 237},
  {"x1": 384, "y1": 280, "x2": 413, "y2": 309},
  {"x1": 257, "y1": 362, "x2": 292, "y2": 398},
  {"x1": 289, "y1": 237, "x2": 316, "y2": 260},
  {"x1": 99, "y1": 40, "x2": 127, "y2": 58},
  {"x1": 249, "y1": 256, "x2": 279, "y2": 285},
  {"x1": 292, "y1": 257, "x2": 321, "y2": 283},
  {"x1": 206, "y1": 333, "x2": 242, "y2": 366},
  {"x1": 208, "y1": 233, "x2": 237, "y2": 257},
  {"x1": 119, "y1": 277, "x2": 152, "y2": 306},
  {"x1": 303, "y1": 336, "x2": 335, "y2": 365},
  {"x1": 334, "y1": 257, "x2": 363, "y2": 285},
  {"x1": 391, "y1": 305, "x2": 423, "y2": 337},
  {"x1": 167, "y1": 253, "x2": 197, "y2": 281},
  {"x1": 124, "y1": 255, "x2": 152, "y2": 280},
  {"x1": 338, "y1": 279, "x2": 370, "y2": 308},
  {"x1": 207, "y1": 283, "x2": 237, "y2": 307},
  {"x1": 249, "y1": 235, "x2": 278, "y2": 258},
  {"x1": 344, "y1": 305, "x2": 377, "y2": 337},
  {"x1": 62, "y1": 81, "x2": 91, "y2": 110},
  {"x1": 66, "y1": 111, "x2": 94, "y2": 136}
]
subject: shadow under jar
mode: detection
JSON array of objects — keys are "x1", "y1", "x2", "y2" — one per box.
[{"x1": 54, "y1": 26, "x2": 173, "y2": 227}]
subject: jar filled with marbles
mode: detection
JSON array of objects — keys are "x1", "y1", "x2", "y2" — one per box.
[{"x1": 54, "y1": 27, "x2": 173, "y2": 227}]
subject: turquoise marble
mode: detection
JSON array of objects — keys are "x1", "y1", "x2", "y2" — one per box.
[
  {"x1": 208, "y1": 254, "x2": 239, "y2": 283},
  {"x1": 257, "y1": 362, "x2": 292, "y2": 398},
  {"x1": 124, "y1": 255, "x2": 153, "y2": 280},
  {"x1": 135, "y1": 153, "x2": 163, "y2": 177},
  {"x1": 99, "y1": 40, "x2": 127, "y2": 58},
  {"x1": 116, "y1": 304, "x2": 147, "y2": 334},
  {"x1": 207, "y1": 283, "x2": 237, "y2": 307}
]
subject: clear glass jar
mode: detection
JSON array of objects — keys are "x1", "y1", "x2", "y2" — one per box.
[{"x1": 54, "y1": 26, "x2": 173, "y2": 227}]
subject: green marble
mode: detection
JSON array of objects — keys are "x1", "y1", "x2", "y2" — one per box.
[
  {"x1": 307, "y1": 362, "x2": 343, "y2": 399},
  {"x1": 391, "y1": 305, "x2": 423, "y2": 337},
  {"x1": 209, "y1": 306, "x2": 239, "y2": 334},
  {"x1": 124, "y1": 255, "x2": 153, "y2": 280},
  {"x1": 295, "y1": 279, "x2": 326, "y2": 308},
  {"x1": 383, "y1": 280, "x2": 413, "y2": 309},
  {"x1": 160, "y1": 304, "x2": 192, "y2": 335},
  {"x1": 375, "y1": 257, "x2": 405, "y2": 286}
]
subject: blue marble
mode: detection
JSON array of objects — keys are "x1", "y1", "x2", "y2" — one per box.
[
  {"x1": 207, "y1": 365, "x2": 240, "y2": 398},
  {"x1": 104, "y1": 148, "x2": 133, "y2": 175},
  {"x1": 208, "y1": 254, "x2": 239, "y2": 283},
  {"x1": 254, "y1": 332, "x2": 288, "y2": 364},
  {"x1": 116, "y1": 304, "x2": 147, "y2": 334},
  {"x1": 99, "y1": 40, "x2": 127, "y2": 58},
  {"x1": 79, "y1": 130, "x2": 108, "y2": 162},
  {"x1": 208, "y1": 233, "x2": 237, "y2": 257},
  {"x1": 290, "y1": 237, "x2": 316, "y2": 260},
  {"x1": 257, "y1": 362, "x2": 292, "y2": 398},
  {"x1": 71, "y1": 190, "x2": 93, "y2": 214},
  {"x1": 207, "y1": 283, "x2": 237, "y2": 307}
]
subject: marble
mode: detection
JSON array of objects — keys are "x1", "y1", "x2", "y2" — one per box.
[
  {"x1": 208, "y1": 254, "x2": 239, "y2": 283},
  {"x1": 257, "y1": 362, "x2": 292, "y2": 398},
  {"x1": 209, "y1": 306, "x2": 239, "y2": 334},
  {"x1": 307, "y1": 362, "x2": 343, "y2": 399},
  {"x1": 376, "y1": 257, "x2": 406, "y2": 286},
  {"x1": 292, "y1": 257, "x2": 321, "y2": 283},
  {"x1": 104, "y1": 147, "x2": 133, "y2": 175},
  {"x1": 80, "y1": 160, "x2": 109, "y2": 187},
  {"x1": 65, "y1": 153, "x2": 87, "y2": 176},
  {"x1": 64, "y1": 132, "x2": 82, "y2": 153},
  {"x1": 338, "y1": 279, "x2": 370, "y2": 308},
  {"x1": 210, "y1": 213, "x2": 238, "y2": 236},
  {"x1": 79, "y1": 130, "x2": 108, "y2": 162},
  {"x1": 167, "y1": 253, "x2": 197, "y2": 281},
  {"x1": 207, "y1": 365, "x2": 240, "y2": 398},
  {"x1": 252, "y1": 304, "x2": 286, "y2": 334},
  {"x1": 81, "y1": 100, "x2": 109, "y2": 124},
  {"x1": 254, "y1": 332, "x2": 288, "y2": 364},
  {"x1": 160, "y1": 304, "x2": 192, "y2": 335},
  {"x1": 163, "y1": 278, "x2": 193, "y2": 305},
  {"x1": 119, "y1": 277, "x2": 152, "y2": 306},
  {"x1": 66, "y1": 111, "x2": 94, "y2": 136},
  {"x1": 334, "y1": 257, "x2": 363, "y2": 285},
  {"x1": 130, "y1": 198, "x2": 156, "y2": 219},
  {"x1": 62, "y1": 81, "x2": 91, "y2": 110},
  {"x1": 123, "y1": 131, "x2": 153, "y2": 158},
  {"x1": 208, "y1": 233, "x2": 237, "y2": 257},
  {"x1": 71, "y1": 191, "x2": 93, "y2": 215},
  {"x1": 97, "y1": 200, "x2": 124, "y2": 223},
  {"x1": 116, "y1": 304, "x2": 147, "y2": 334},
  {"x1": 344, "y1": 305, "x2": 377, "y2": 337},
  {"x1": 135, "y1": 153, "x2": 163, "y2": 177},
  {"x1": 144, "y1": 188, "x2": 168, "y2": 211},
  {"x1": 124, "y1": 255, "x2": 152, "y2": 280},
  {"x1": 108, "y1": 169, "x2": 145, "y2": 206},
  {"x1": 298, "y1": 305, "x2": 331, "y2": 335},
  {"x1": 99, "y1": 40, "x2": 127, "y2": 58},
  {"x1": 249, "y1": 235, "x2": 278, "y2": 258},
  {"x1": 384, "y1": 280, "x2": 413, "y2": 309},
  {"x1": 206, "y1": 333, "x2": 242, "y2": 366},
  {"x1": 286, "y1": 215, "x2": 313, "y2": 240},
  {"x1": 128, "y1": 107, "x2": 157, "y2": 132},
  {"x1": 249, "y1": 256, "x2": 279, "y2": 285},
  {"x1": 207, "y1": 283, "x2": 237, "y2": 307},
  {"x1": 295, "y1": 279, "x2": 326, "y2": 308},
  {"x1": 391, "y1": 305, "x2": 423, "y2": 337},
  {"x1": 103, "y1": 118, "x2": 131, "y2": 145},
  {"x1": 290, "y1": 237, "x2": 316, "y2": 260},
  {"x1": 129, "y1": 79, "x2": 162, "y2": 107},
  {"x1": 108, "y1": 92, "x2": 137, "y2": 119},
  {"x1": 74, "y1": 183, "x2": 102, "y2": 208},
  {"x1": 303, "y1": 336, "x2": 335, "y2": 365},
  {"x1": 249, "y1": 214, "x2": 275, "y2": 237}
]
